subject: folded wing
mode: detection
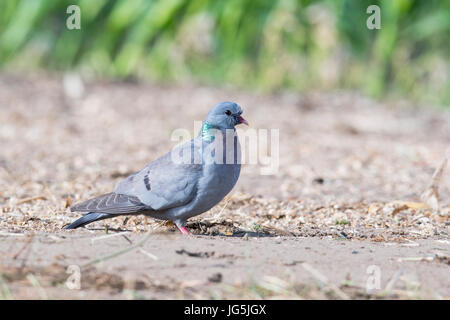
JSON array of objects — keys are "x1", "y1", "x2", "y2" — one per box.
[
  {"x1": 71, "y1": 192, "x2": 148, "y2": 214},
  {"x1": 114, "y1": 139, "x2": 203, "y2": 211}
]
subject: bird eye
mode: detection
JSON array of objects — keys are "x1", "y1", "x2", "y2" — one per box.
[{"x1": 225, "y1": 110, "x2": 232, "y2": 116}]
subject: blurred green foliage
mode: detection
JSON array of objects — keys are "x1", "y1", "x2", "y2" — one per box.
[{"x1": 0, "y1": 0, "x2": 449, "y2": 105}]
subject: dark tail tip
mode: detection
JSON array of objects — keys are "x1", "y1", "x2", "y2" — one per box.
[
  {"x1": 64, "y1": 212, "x2": 111, "y2": 230},
  {"x1": 64, "y1": 222, "x2": 81, "y2": 229}
]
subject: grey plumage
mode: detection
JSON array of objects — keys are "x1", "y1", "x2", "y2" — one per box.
[
  {"x1": 70, "y1": 192, "x2": 147, "y2": 214},
  {"x1": 65, "y1": 101, "x2": 248, "y2": 233}
]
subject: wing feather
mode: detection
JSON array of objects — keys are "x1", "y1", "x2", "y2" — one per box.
[
  {"x1": 71, "y1": 192, "x2": 148, "y2": 214},
  {"x1": 114, "y1": 139, "x2": 203, "y2": 211}
]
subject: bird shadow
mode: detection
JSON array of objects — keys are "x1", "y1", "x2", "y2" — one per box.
[
  {"x1": 218, "y1": 230, "x2": 278, "y2": 238},
  {"x1": 187, "y1": 222, "x2": 281, "y2": 238},
  {"x1": 81, "y1": 222, "x2": 283, "y2": 238}
]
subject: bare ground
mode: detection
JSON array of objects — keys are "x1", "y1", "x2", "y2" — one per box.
[{"x1": 0, "y1": 73, "x2": 449, "y2": 299}]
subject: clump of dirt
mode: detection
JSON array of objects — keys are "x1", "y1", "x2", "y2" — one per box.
[{"x1": 0, "y1": 263, "x2": 174, "y2": 294}]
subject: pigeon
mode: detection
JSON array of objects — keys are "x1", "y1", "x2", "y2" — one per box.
[{"x1": 65, "y1": 101, "x2": 248, "y2": 234}]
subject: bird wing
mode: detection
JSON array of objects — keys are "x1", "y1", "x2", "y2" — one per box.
[
  {"x1": 114, "y1": 139, "x2": 203, "y2": 211},
  {"x1": 70, "y1": 192, "x2": 148, "y2": 214}
]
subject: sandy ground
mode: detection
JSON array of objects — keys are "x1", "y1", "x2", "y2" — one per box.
[
  {"x1": 0, "y1": 73, "x2": 449, "y2": 299},
  {"x1": 1, "y1": 233, "x2": 449, "y2": 299}
]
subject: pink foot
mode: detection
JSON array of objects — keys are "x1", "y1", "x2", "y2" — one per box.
[{"x1": 176, "y1": 225, "x2": 190, "y2": 235}]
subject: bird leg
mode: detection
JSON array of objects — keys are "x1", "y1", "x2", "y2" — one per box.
[{"x1": 175, "y1": 221, "x2": 190, "y2": 235}]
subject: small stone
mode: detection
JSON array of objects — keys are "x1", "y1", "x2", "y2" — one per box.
[
  {"x1": 313, "y1": 177, "x2": 325, "y2": 185},
  {"x1": 208, "y1": 273, "x2": 222, "y2": 283}
]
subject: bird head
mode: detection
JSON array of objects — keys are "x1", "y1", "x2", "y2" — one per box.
[{"x1": 204, "y1": 101, "x2": 248, "y2": 130}]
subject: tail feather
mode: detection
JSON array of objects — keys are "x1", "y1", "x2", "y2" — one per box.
[{"x1": 64, "y1": 212, "x2": 112, "y2": 229}]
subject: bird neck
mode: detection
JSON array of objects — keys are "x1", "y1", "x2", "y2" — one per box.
[{"x1": 201, "y1": 121, "x2": 219, "y2": 142}]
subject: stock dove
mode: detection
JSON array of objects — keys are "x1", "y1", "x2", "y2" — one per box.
[{"x1": 65, "y1": 101, "x2": 248, "y2": 234}]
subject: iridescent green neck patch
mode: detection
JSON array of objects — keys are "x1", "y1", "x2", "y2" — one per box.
[{"x1": 201, "y1": 122, "x2": 218, "y2": 142}]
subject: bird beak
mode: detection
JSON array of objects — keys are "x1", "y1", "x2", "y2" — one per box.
[{"x1": 237, "y1": 116, "x2": 249, "y2": 126}]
